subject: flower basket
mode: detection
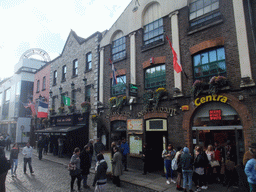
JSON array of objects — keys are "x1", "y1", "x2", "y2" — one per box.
[
  {"x1": 68, "y1": 105, "x2": 76, "y2": 113},
  {"x1": 153, "y1": 87, "x2": 168, "y2": 108},
  {"x1": 191, "y1": 80, "x2": 208, "y2": 97},
  {"x1": 58, "y1": 106, "x2": 65, "y2": 114},
  {"x1": 81, "y1": 101, "x2": 90, "y2": 113},
  {"x1": 91, "y1": 114, "x2": 100, "y2": 126},
  {"x1": 209, "y1": 76, "x2": 229, "y2": 95},
  {"x1": 116, "y1": 96, "x2": 126, "y2": 111},
  {"x1": 142, "y1": 90, "x2": 154, "y2": 111},
  {"x1": 109, "y1": 97, "x2": 117, "y2": 111}
]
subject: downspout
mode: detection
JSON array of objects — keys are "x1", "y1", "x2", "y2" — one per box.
[{"x1": 248, "y1": 0, "x2": 256, "y2": 53}]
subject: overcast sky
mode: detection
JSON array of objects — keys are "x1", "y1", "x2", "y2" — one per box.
[{"x1": 0, "y1": 0, "x2": 132, "y2": 79}]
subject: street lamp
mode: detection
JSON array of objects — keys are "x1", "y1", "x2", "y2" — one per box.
[
  {"x1": 49, "y1": 90, "x2": 53, "y2": 97},
  {"x1": 71, "y1": 82, "x2": 75, "y2": 89},
  {"x1": 59, "y1": 86, "x2": 63, "y2": 94},
  {"x1": 83, "y1": 77, "x2": 87, "y2": 86}
]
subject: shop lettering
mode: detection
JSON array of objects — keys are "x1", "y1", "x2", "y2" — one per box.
[
  {"x1": 137, "y1": 107, "x2": 176, "y2": 117},
  {"x1": 57, "y1": 117, "x2": 72, "y2": 123},
  {"x1": 105, "y1": 111, "x2": 131, "y2": 119},
  {"x1": 194, "y1": 95, "x2": 227, "y2": 107}
]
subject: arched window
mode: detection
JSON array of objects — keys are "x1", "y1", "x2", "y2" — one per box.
[{"x1": 112, "y1": 31, "x2": 126, "y2": 62}]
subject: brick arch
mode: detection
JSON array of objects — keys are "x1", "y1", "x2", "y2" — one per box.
[
  {"x1": 189, "y1": 37, "x2": 225, "y2": 55},
  {"x1": 144, "y1": 112, "x2": 168, "y2": 120},
  {"x1": 110, "y1": 115, "x2": 127, "y2": 122},
  {"x1": 182, "y1": 93, "x2": 253, "y2": 151}
]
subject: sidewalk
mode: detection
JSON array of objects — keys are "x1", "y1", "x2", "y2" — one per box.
[{"x1": 34, "y1": 150, "x2": 233, "y2": 192}]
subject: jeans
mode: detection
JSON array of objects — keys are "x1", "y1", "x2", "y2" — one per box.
[
  {"x1": 71, "y1": 174, "x2": 82, "y2": 190},
  {"x1": 24, "y1": 158, "x2": 33, "y2": 173},
  {"x1": 122, "y1": 154, "x2": 128, "y2": 170},
  {"x1": 249, "y1": 183, "x2": 256, "y2": 192},
  {"x1": 58, "y1": 145, "x2": 63, "y2": 157},
  {"x1": 164, "y1": 159, "x2": 173, "y2": 180},
  {"x1": 182, "y1": 170, "x2": 193, "y2": 190},
  {"x1": 82, "y1": 174, "x2": 88, "y2": 187},
  {"x1": 11, "y1": 159, "x2": 18, "y2": 175}
]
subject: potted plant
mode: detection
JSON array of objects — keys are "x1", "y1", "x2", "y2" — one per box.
[
  {"x1": 81, "y1": 101, "x2": 90, "y2": 113},
  {"x1": 209, "y1": 76, "x2": 229, "y2": 95}
]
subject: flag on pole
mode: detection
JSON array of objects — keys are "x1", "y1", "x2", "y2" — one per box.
[
  {"x1": 23, "y1": 100, "x2": 37, "y2": 117},
  {"x1": 37, "y1": 101, "x2": 48, "y2": 118},
  {"x1": 166, "y1": 35, "x2": 182, "y2": 73},
  {"x1": 62, "y1": 95, "x2": 71, "y2": 106},
  {"x1": 109, "y1": 58, "x2": 118, "y2": 86}
]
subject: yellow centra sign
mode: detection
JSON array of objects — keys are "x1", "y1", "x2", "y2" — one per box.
[{"x1": 194, "y1": 95, "x2": 227, "y2": 107}]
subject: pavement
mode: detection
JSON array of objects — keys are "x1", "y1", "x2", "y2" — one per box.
[{"x1": 31, "y1": 150, "x2": 233, "y2": 192}]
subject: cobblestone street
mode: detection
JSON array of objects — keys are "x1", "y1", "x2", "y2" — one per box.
[{"x1": 5, "y1": 150, "x2": 156, "y2": 192}]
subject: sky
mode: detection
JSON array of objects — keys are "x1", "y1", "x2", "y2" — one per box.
[{"x1": 0, "y1": 0, "x2": 132, "y2": 79}]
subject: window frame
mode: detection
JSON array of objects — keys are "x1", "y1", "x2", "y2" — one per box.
[
  {"x1": 112, "y1": 37, "x2": 126, "y2": 62},
  {"x1": 86, "y1": 52, "x2": 92, "y2": 71},
  {"x1": 71, "y1": 90, "x2": 76, "y2": 105},
  {"x1": 143, "y1": 18, "x2": 164, "y2": 46},
  {"x1": 42, "y1": 76, "x2": 46, "y2": 91},
  {"x1": 144, "y1": 64, "x2": 166, "y2": 90},
  {"x1": 193, "y1": 47, "x2": 226, "y2": 82},
  {"x1": 62, "y1": 65, "x2": 67, "y2": 82},
  {"x1": 73, "y1": 59, "x2": 78, "y2": 77},
  {"x1": 85, "y1": 85, "x2": 91, "y2": 102},
  {"x1": 36, "y1": 80, "x2": 40, "y2": 93},
  {"x1": 53, "y1": 70, "x2": 57, "y2": 85},
  {"x1": 111, "y1": 75, "x2": 126, "y2": 97}
]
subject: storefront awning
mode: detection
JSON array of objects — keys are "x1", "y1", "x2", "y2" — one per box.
[{"x1": 35, "y1": 125, "x2": 84, "y2": 134}]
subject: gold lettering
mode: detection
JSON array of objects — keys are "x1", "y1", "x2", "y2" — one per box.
[
  {"x1": 163, "y1": 107, "x2": 167, "y2": 113},
  {"x1": 194, "y1": 98, "x2": 201, "y2": 106},
  {"x1": 213, "y1": 95, "x2": 217, "y2": 101},
  {"x1": 160, "y1": 107, "x2": 164, "y2": 112},
  {"x1": 206, "y1": 95, "x2": 212, "y2": 102},
  {"x1": 167, "y1": 108, "x2": 171, "y2": 113},
  {"x1": 220, "y1": 96, "x2": 228, "y2": 103},
  {"x1": 200, "y1": 97, "x2": 206, "y2": 104}
]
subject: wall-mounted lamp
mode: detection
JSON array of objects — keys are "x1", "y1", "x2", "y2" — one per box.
[
  {"x1": 49, "y1": 90, "x2": 53, "y2": 97},
  {"x1": 71, "y1": 82, "x2": 75, "y2": 90},
  {"x1": 83, "y1": 77, "x2": 87, "y2": 86},
  {"x1": 59, "y1": 86, "x2": 63, "y2": 94}
]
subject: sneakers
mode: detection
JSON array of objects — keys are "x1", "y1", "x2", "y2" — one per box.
[
  {"x1": 201, "y1": 186, "x2": 208, "y2": 190},
  {"x1": 166, "y1": 180, "x2": 171, "y2": 184},
  {"x1": 171, "y1": 179, "x2": 176, "y2": 183}
]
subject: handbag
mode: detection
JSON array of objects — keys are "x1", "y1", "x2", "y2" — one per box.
[
  {"x1": 68, "y1": 163, "x2": 76, "y2": 171},
  {"x1": 210, "y1": 160, "x2": 220, "y2": 167}
]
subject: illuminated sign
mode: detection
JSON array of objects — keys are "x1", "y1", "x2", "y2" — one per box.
[
  {"x1": 194, "y1": 95, "x2": 228, "y2": 107},
  {"x1": 209, "y1": 109, "x2": 222, "y2": 120}
]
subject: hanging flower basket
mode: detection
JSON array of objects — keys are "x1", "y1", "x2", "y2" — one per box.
[
  {"x1": 81, "y1": 101, "x2": 91, "y2": 113},
  {"x1": 116, "y1": 95, "x2": 126, "y2": 112},
  {"x1": 109, "y1": 97, "x2": 117, "y2": 111},
  {"x1": 91, "y1": 114, "x2": 100, "y2": 126},
  {"x1": 191, "y1": 80, "x2": 208, "y2": 97},
  {"x1": 153, "y1": 87, "x2": 168, "y2": 108},
  {"x1": 209, "y1": 76, "x2": 229, "y2": 95},
  {"x1": 142, "y1": 90, "x2": 154, "y2": 111},
  {"x1": 49, "y1": 108, "x2": 55, "y2": 115},
  {"x1": 68, "y1": 105, "x2": 76, "y2": 113}
]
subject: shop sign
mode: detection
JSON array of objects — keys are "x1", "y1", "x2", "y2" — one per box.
[
  {"x1": 209, "y1": 109, "x2": 222, "y2": 120},
  {"x1": 56, "y1": 116, "x2": 72, "y2": 125},
  {"x1": 127, "y1": 119, "x2": 143, "y2": 131},
  {"x1": 129, "y1": 84, "x2": 138, "y2": 97},
  {"x1": 105, "y1": 111, "x2": 131, "y2": 119},
  {"x1": 194, "y1": 95, "x2": 227, "y2": 107},
  {"x1": 137, "y1": 107, "x2": 176, "y2": 117}
]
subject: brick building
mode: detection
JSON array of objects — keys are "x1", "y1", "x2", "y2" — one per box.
[
  {"x1": 36, "y1": 30, "x2": 102, "y2": 155},
  {"x1": 98, "y1": 0, "x2": 256, "y2": 171}
]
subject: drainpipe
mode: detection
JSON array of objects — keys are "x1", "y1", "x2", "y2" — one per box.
[{"x1": 248, "y1": 0, "x2": 256, "y2": 53}]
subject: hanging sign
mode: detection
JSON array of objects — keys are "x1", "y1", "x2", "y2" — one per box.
[
  {"x1": 129, "y1": 84, "x2": 138, "y2": 97},
  {"x1": 209, "y1": 109, "x2": 222, "y2": 120}
]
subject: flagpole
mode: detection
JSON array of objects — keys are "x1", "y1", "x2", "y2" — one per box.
[{"x1": 109, "y1": 58, "x2": 128, "y2": 87}]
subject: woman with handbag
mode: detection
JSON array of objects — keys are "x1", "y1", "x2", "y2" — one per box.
[{"x1": 70, "y1": 147, "x2": 82, "y2": 192}]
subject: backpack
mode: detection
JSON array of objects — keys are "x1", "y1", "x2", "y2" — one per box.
[{"x1": 171, "y1": 157, "x2": 178, "y2": 170}]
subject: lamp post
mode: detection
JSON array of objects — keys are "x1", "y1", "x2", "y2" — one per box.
[{"x1": 21, "y1": 125, "x2": 24, "y2": 143}]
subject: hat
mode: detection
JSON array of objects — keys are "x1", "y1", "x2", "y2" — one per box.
[{"x1": 249, "y1": 143, "x2": 256, "y2": 149}]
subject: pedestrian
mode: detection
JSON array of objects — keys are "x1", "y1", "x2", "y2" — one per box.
[
  {"x1": 80, "y1": 145, "x2": 91, "y2": 189},
  {"x1": 205, "y1": 144, "x2": 214, "y2": 184},
  {"x1": 5, "y1": 134, "x2": 11, "y2": 151},
  {"x1": 37, "y1": 136, "x2": 44, "y2": 160},
  {"x1": 223, "y1": 140, "x2": 236, "y2": 186},
  {"x1": 120, "y1": 138, "x2": 129, "y2": 171},
  {"x1": 10, "y1": 143, "x2": 19, "y2": 177},
  {"x1": 162, "y1": 144, "x2": 176, "y2": 184},
  {"x1": 93, "y1": 153, "x2": 108, "y2": 192},
  {"x1": 243, "y1": 143, "x2": 256, "y2": 166},
  {"x1": 70, "y1": 147, "x2": 82, "y2": 192},
  {"x1": 142, "y1": 143, "x2": 149, "y2": 175},
  {"x1": 22, "y1": 142, "x2": 34, "y2": 174},
  {"x1": 181, "y1": 147, "x2": 194, "y2": 192},
  {"x1": 175, "y1": 146, "x2": 183, "y2": 191},
  {"x1": 43, "y1": 135, "x2": 49, "y2": 155},
  {"x1": 0, "y1": 147, "x2": 10, "y2": 192},
  {"x1": 244, "y1": 152, "x2": 256, "y2": 192},
  {"x1": 94, "y1": 138, "x2": 105, "y2": 161},
  {"x1": 111, "y1": 141, "x2": 116, "y2": 158},
  {"x1": 0, "y1": 136, "x2": 6, "y2": 151},
  {"x1": 112, "y1": 147, "x2": 123, "y2": 187},
  {"x1": 87, "y1": 139, "x2": 94, "y2": 166},
  {"x1": 194, "y1": 146, "x2": 207, "y2": 192},
  {"x1": 213, "y1": 141, "x2": 222, "y2": 183},
  {"x1": 58, "y1": 137, "x2": 64, "y2": 158}
]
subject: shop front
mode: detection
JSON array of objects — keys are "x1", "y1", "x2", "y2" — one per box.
[{"x1": 183, "y1": 94, "x2": 252, "y2": 165}]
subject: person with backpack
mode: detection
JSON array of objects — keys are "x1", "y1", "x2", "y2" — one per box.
[
  {"x1": 162, "y1": 144, "x2": 176, "y2": 184},
  {"x1": 93, "y1": 153, "x2": 108, "y2": 191}
]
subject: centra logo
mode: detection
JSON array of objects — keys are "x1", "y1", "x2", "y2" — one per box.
[{"x1": 194, "y1": 95, "x2": 227, "y2": 107}]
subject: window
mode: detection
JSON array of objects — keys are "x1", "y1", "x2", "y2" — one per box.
[
  {"x1": 143, "y1": 18, "x2": 164, "y2": 46},
  {"x1": 62, "y1": 65, "x2": 66, "y2": 81},
  {"x1": 4, "y1": 89, "x2": 10, "y2": 102},
  {"x1": 42, "y1": 76, "x2": 46, "y2": 90},
  {"x1": 85, "y1": 86, "x2": 91, "y2": 102},
  {"x1": 52, "y1": 97, "x2": 55, "y2": 110},
  {"x1": 112, "y1": 37, "x2": 126, "y2": 61},
  {"x1": 53, "y1": 70, "x2": 57, "y2": 85},
  {"x1": 145, "y1": 64, "x2": 166, "y2": 89},
  {"x1": 193, "y1": 47, "x2": 226, "y2": 82},
  {"x1": 189, "y1": 0, "x2": 220, "y2": 29},
  {"x1": 86, "y1": 52, "x2": 92, "y2": 71},
  {"x1": 111, "y1": 75, "x2": 126, "y2": 96},
  {"x1": 71, "y1": 90, "x2": 76, "y2": 104},
  {"x1": 73, "y1": 59, "x2": 78, "y2": 77},
  {"x1": 36, "y1": 80, "x2": 40, "y2": 92}
]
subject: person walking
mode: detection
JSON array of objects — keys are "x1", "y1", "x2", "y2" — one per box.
[
  {"x1": 0, "y1": 147, "x2": 11, "y2": 192},
  {"x1": 80, "y1": 145, "x2": 91, "y2": 189},
  {"x1": 120, "y1": 138, "x2": 129, "y2": 171},
  {"x1": 244, "y1": 153, "x2": 256, "y2": 192},
  {"x1": 70, "y1": 147, "x2": 82, "y2": 192},
  {"x1": 0, "y1": 136, "x2": 6, "y2": 152},
  {"x1": 10, "y1": 143, "x2": 19, "y2": 177},
  {"x1": 5, "y1": 134, "x2": 11, "y2": 151},
  {"x1": 58, "y1": 137, "x2": 64, "y2": 158},
  {"x1": 37, "y1": 136, "x2": 44, "y2": 160},
  {"x1": 142, "y1": 143, "x2": 149, "y2": 175},
  {"x1": 181, "y1": 147, "x2": 194, "y2": 192},
  {"x1": 93, "y1": 153, "x2": 108, "y2": 192},
  {"x1": 22, "y1": 142, "x2": 34, "y2": 174},
  {"x1": 175, "y1": 146, "x2": 183, "y2": 191},
  {"x1": 43, "y1": 135, "x2": 49, "y2": 155},
  {"x1": 112, "y1": 147, "x2": 123, "y2": 187},
  {"x1": 162, "y1": 144, "x2": 176, "y2": 184}
]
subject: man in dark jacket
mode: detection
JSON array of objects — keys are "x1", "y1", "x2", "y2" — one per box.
[
  {"x1": 94, "y1": 138, "x2": 105, "y2": 161},
  {"x1": 37, "y1": 136, "x2": 44, "y2": 160},
  {"x1": 181, "y1": 147, "x2": 194, "y2": 192},
  {"x1": 0, "y1": 147, "x2": 10, "y2": 192},
  {"x1": 93, "y1": 153, "x2": 108, "y2": 191},
  {"x1": 80, "y1": 145, "x2": 91, "y2": 189},
  {"x1": 87, "y1": 139, "x2": 94, "y2": 166}
]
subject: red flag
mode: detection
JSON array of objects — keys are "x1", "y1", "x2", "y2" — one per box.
[
  {"x1": 109, "y1": 58, "x2": 118, "y2": 85},
  {"x1": 166, "y1": 35, "x2": 182, "y2": 73}
]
